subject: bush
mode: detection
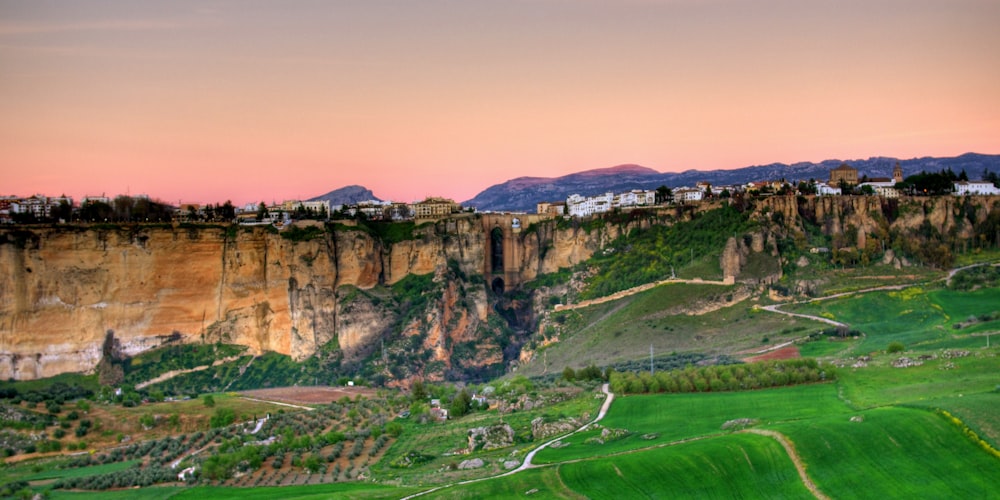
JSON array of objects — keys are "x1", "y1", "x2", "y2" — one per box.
[
  {"x1": 210, "y1": 408, "x2": 236, "y2": 428},
  {"x1": 887, "y1": 341, "x2": 905, "y2": 353}
]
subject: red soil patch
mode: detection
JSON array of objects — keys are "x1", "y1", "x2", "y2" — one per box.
[
  {"x1": 744, "y1": 345, "x2": 800, "y2": 363},
  {"x1": 240, "y1": 385, "x2": 377, "y2": 405}
]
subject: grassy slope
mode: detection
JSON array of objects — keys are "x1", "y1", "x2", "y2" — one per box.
[
  {"x1": 534, "y1": 383, "x2": 846, "y2": 464},
  {"x1": 523, "y1": 283, "x2": 827, "y2": 377},
  {"x1": 786, "y1": 286, "x2": 1000, "y2": 353},
  {"x1": 431, "y1": 434, "x2": 811, "y2": 499},
  {"x1": 777, "y1": 406, "x2": 1000, "y2": 499}
]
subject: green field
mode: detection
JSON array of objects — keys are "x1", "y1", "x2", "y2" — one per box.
[
  {"x1": 431, "y1": 433, "x2": 811, "y2": 499},
  {"x1": 533, "y1": 383, "x2": 847, "y2": 464},
  {"x1": 46, "y1": 482, "x2": 418, "y2": 500},
  {"x1": 776, "y1": 406, "x2": 1000, "y2": 498},
  {"x1": 786, "y1": 285, "x2": 1000, "y2": 353}
]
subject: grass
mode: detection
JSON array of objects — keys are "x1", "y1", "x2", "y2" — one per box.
[
  {"x1": 534, "y1": 383, "x2": 847, "y2": 464},
  {"x1": 835, "y1": 352, "x2": 1000, "y2": 409},
  {"x1": 786, "y1": 285, "x2": 1000, "y2": 354},
  {"x1": 796, "y1": 337, "x2": 858, "y2": 358},
  {"x1": 522, "y1": 283, "x2": 826, "y2": 377},
  {"x1": 0, "y1": 373, "x2": 99, "y2": 394},
  {"x1": 782, "y1": 263, "x2": 943, "y2": 296},
  {"x1": 22, "y1": 459, "x2": 142, "y2": 481},
  {"x1": 776, "y1": 406, "x2": 1000, "y2": 499},
  {"x1": 433, "y1": 433, "x2": 810, "y2": 499},
  {"x1": 908, "y1": 391, "x2": 1000, "y2": 447},
  {"x1": 556, "y1": 433, "x2": 811, "y2": 499},
  {"x1": 45, "y1": 482, "x2": 419, "y2": 499}
]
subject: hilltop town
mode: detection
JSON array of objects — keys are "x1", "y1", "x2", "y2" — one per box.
[{"x1": 3, "y1": 162, "x2": 999, "y2": 226}]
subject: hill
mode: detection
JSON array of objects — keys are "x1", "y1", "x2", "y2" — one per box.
[
  {"x1": 465, "y1": 152, "x2": 1000, "y2": 211},
  {"x1": 464, "y1": 164, "x2": 662, "y2": 212},
  {"x1": 308, "y1": 185, "x2": 379, "y2": 206}
]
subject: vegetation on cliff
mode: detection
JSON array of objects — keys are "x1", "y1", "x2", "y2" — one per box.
[{"x1": 581, "y1": 204, "x2": 753, "y2": 298}]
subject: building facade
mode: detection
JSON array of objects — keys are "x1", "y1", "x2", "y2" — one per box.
[{"x1": 830, "y1": 164, "x2": 859, "y2": 186}]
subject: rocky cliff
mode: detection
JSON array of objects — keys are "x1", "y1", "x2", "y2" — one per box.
[
  {"x1": 2, "y1": 196, "x2": 997, "y2": 381},
  {"x1": 0, "y1": 215, "x2": 619, "y2": 381}
]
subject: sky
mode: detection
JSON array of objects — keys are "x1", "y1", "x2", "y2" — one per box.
[{"x1": 1, "y1": 0, "x2": 998, "y2": 206}]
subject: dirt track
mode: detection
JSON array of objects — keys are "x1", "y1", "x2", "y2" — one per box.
[
  {"x1": 240, "y1": 385, "x2": 377, "y2": 405},
  {"x1": 743, "y1": 429, "x2": 830, "y2": 500}
]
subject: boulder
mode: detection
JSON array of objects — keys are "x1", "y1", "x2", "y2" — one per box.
[
  {"x1": 458, "y1": 458, "x2": 484, "y2": 470},
  {"x1": 468, "y1": 423, "x2": 514, "y2": 451}
]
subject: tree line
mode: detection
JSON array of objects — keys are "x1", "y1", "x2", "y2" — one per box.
[{"x1": 607, "y1": 358, "x2": 833, "y2": 395}]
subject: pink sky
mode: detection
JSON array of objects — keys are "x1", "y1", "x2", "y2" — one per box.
[{"x1": 1, "y1": 0, "x2": 998, "y2": 206}]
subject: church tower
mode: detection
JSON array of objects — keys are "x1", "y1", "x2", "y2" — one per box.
[{"x1": 892, "y1": 162, "x2": 903, "y2": 183}]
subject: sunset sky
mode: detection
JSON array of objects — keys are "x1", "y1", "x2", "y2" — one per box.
[{"x1": 2, "y1": 0, "x2": 998, "y2": 206}]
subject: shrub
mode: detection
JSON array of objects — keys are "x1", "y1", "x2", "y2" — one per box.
[{"x1": 887, "y1": 341, "x2": 905, "y2": 353}]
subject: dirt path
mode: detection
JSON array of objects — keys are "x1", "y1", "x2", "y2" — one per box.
[
  {"x1": 946, "y1": 262, "x2": 1000, "y2": 286},
  {"x1": 764, "y1": 261, "x2": 1000, "y2": 328},
  {"x1": 554, "y1": 277, "x2": 732, "y2": 313},
  {"x1": 135, "y1": 355, "x2": 241, "y2": 390},
  {"x1": 743, "y1": 429, "x2": 830, "y2": 500},
  {"x1": 240, "y1": 396, "x2": 314, "y2": 411}
]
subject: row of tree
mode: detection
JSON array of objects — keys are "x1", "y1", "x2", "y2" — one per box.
[{"x1": 608, "y1": 358, "x2": 832, "y2": 395}]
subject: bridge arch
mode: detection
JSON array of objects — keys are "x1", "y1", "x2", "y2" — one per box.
[{"x1": 490, "y1": 226, "x2": 504, "y2": 274}]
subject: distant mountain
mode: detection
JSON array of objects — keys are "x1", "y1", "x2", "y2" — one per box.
[
  {"x1": 465, "y1": 164, "x2": 664, "y2": 212},
  {"x1": 310, "y1": 185, "x2": 380, "y2": 206},
  {"x1": 464, "y1": 153, "x2": 1000, "y2": 212}
]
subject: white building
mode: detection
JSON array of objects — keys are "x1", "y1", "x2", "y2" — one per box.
[
  {"x1": 615, "y1": 190, "x2": 656, "y2": 208},
  {"x1": 815, "y1": 183, "x2": 841, "y2": 196},
  {"x1": 672, "y1": 188, "x2": 703, "y2": 203},
  {"x1": 857, "y1": 180, "x2": 900, "y2": 198},
  {"x1": 565, "y1": 189, "x2": 659, "y2": 217},
  {"x1": 953, "y1": 181, "x2": 1000, "y2": 196}
]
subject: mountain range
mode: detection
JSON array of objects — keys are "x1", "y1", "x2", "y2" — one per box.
[{"x1": 313, "y1": 153, "x2": 1000, "y2": 213}]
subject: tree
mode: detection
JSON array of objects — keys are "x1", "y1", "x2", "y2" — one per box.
[
  {"x1": 655, "y1": 185, "x2": 673, "y2": 205},
  {"x1": 410, "y1": 379, "x2": 428, "y2": 402},
  {"x1": 562, "y1": 366, "x2": 576, "y2": 382},
  {"x1": 202, "y1": 395, "x2": 215, "y2": 408},
  {"x1": 450, "y1": 389, "x2": 472, "y2": 418},
  {"x1": 256, "y1": 202, "x2": 269, "y2": 221},
  {"x1": 219, "y1": 200, "x2": 236, "y2": 221}
]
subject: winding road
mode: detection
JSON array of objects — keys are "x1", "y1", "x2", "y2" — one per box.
[{"x1": 401, "y1": 384, "x2": 614, "y2": 499}]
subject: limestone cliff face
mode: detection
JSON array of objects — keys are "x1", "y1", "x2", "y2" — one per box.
[
  {"x1": 0, "y1": 225, "x2": 396, "y2": 380},
  {"x1": 517, "y1": 217, "x2": 654, "y2": 281},
  {"x1": 757, "y1": 195, "x2": 997, "y2": 248},
  {"x1": 0, "y1": 218, "x2": 501, "y2": 381}
]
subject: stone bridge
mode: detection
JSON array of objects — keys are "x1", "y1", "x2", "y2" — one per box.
[{"x1": 479, "y1": 213, "x2": 546, "y2": 294}]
